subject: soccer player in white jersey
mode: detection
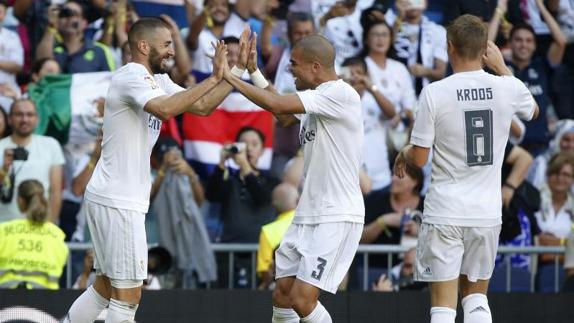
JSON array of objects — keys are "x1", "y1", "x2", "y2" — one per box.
[
  {"x1": 394, "y1": 15, "x2": 539, "y2": 323},
  {"x1": 62, "y1": 18, "x2": 231, "y2": 323},
  {"x1": 222, "y1": 34, "x2": 364, "y2": 323}
]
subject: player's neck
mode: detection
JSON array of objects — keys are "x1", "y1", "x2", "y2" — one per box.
[
  {"x1": 133, "y1": 58, "x2": 154, "y2": 75},
  {"x1": 451, "y1": 60, "x2": 482, "y2": 74},
  {"x1": 314, "y1": 72, "x2": 339, "y2": 88}
]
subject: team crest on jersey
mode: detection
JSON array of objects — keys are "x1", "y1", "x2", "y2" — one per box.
[
  {"x1": 528, "y1": 68, "x2": 538, "y2": 80},
  {"x1": 144, "y1": 75, "x2": 159, "y2": 89}
]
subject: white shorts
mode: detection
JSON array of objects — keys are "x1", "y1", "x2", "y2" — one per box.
[
  {"x1": 275, "y1": 221, "x2": 363, "y2": 294},
  {"x1": 85, "y1": 200, "x2": 148, "y2": 280},
  {"x1": 415, "y1": 223, "x2": 501, "y2": 282}
]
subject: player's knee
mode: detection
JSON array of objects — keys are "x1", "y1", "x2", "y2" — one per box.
[
  {"x1": 110, "y1": 279, "x2": 143, "y2": 304},
  {"x1": 272, "y1": 284, "x2": 292, "y2": 308},
  {"x1": 462, "y1": 293, "x2": 491, "y2": 323},
  {"x1": 289, "y1": 291, "x2": 315, "y2": 317}
]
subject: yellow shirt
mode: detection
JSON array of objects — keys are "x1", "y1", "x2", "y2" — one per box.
[
  {"x1": 257, "y1": 210, "x2": 295, "y2": 273},
  {"x1": 0, "y1": 219, "x2": 69, "y2": 289}
]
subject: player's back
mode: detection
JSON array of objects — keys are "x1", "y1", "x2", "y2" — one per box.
[{"x1": 411, "y1": 69, "x2": 535, "y2": 227}]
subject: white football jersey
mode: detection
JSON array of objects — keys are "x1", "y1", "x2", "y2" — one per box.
[
  {"x1": 85, "y1": 63, "x2": 184, "y2": 212},
  {"x1": 294, "y1": 79, "x2": 365, "y2": 224},
  {"x1": 411, "y1": 70, "x2": 535, "y2": 227}
]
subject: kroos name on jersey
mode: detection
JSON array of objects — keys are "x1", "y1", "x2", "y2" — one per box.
[{"x1": 456, "y1": 87, "x2": 493, "y2": 101}]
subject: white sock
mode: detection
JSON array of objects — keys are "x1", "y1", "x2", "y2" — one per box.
[
  {"x1": 300, "y1": 301, "x2": 332, "y2": 323},
  {"x1": 63, "y1": 285, "x2": 109, "y2": 323},
  {"x1": 105, "y1": 298, "x2": 139, "y2": 323},
  {"x1": 430, "y1": 307, "x2": 456, "y2": 323},
  {"x1": 272, "y1": 306, "x2": 300, "y2": 323},
  {"x1": 462, "y1": 293, "x2": 492, "y2": 323}
]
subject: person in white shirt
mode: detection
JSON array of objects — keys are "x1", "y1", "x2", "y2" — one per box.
[
  {"x1": 322, "y1": 0, "x2": 366, "y2": 68},
  {"x1": 387, "y1": 0, "x2": 448, "y2": 95},
  {"x1": 0, "y1": 1, "x2": 23, "y2": 111},
  {"x1": 222, "y1": 33, "x2": 364, "y2": 323},
  {"x1": 394, "y1": 15, "x2": 538, "y2": 323},
  {"x1": 359, "y1": 19, "x2": 416, "y2": 191},
  {"x1": 62, "y1": 17, "x2": 230, "y2": 323}
]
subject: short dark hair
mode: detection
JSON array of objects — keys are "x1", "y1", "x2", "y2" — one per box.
[
  {"x1": 9, "y1": 99, "x2": 36, "y2": 116},
  {"x1": 0, "y1": 0, "x2": 8, "y2": 8},
  {"x1": 128, "y1": 17, "x2": 170, "y2": 50},
  {"x1": 221, "y1": 36, "x2": 240, "y2": 45},
  {"x1": 341, "y1": 56, "x2": 367, "y2": 71},
  {"x1": 447, "y1": 14, "x2": 488, "y2": 60},
  {"x1": 286, "y1": 12, "x2": 314, "y2": 36},
  {"x1": 509, "y1": 23, "x2": 536, "y2": 41},
  {"x1": 235, "y1": 126, "x2": 265, "y2": 144},
  {"x1": 31, "y1": 58, "x2": 58, "y2": 76}
]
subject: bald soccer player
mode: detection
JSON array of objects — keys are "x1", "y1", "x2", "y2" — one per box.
[
  {"x1": 223, "y1": 34, "x2": 364, "y2": 323},
  {"x1": 62, "y1": 18, "x2": 231, "y2": 323}
]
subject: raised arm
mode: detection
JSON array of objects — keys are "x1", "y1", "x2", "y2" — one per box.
[
  {"x1": 144, "y1": 41, "x2": 227, "y2": 120},
  {"x1": 187, "y1": 27, "x2": 252, "y2": 112},
  {"x1": 488, "y1": 0, "x2": 508, "y2": 42},
  {"x1": 535, "y1": 0, "x2": 567, "y2": 65}
]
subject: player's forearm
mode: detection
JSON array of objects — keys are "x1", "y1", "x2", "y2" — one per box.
[
  {"x1": 226, "y1": 74, "x2": 287, "y2": 114},
  {"x1": 158, "y1": 76, "x2": 219, "y2": 118},
  {"x1": 188, "y1": 80, "x2": 233, "y2": 114},
  {"x1": 0, "y1": 61, "x2": 22, "y2": 74},
  {"x1": 263, "y1": 84, "x2": 299, "y2": 127}
]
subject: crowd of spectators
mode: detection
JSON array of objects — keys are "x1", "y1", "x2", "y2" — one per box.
[{"x1": 0, "y1": 0, "x2": 573, "y2": 292}]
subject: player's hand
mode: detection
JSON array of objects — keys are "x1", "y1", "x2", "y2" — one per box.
[
  {"x1": 483, "y1": 41, "x2": 511, "y2": 76},
  {"x1": 372, "y1": 274, "x2": 394, "y2": 292},
  {"x1": 210, "y1": 40, "x2": 228, "y2": 81},
  {"x1": 237, "y1": 26, "x2": 251, "y2": 70},
  {"x1": 160, "y1": 14, "x2": 180, "y2": 36},
  {"x1": 246, "y1": 32, "x2": 259, "y2": 74},
  {"x1": 408, "y1": 64, "x2": 427, "y2": 77}
]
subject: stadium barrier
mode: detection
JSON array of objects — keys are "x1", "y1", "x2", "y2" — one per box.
[{"x1": 65, "y1": 243, "x2": 566, "y2": 292}]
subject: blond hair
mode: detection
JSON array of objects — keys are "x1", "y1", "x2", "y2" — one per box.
[{"x1": 447, "y1": 14, "x2": 488, "y2": 61}]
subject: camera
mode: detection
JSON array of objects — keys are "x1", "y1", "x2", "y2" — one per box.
[
  {"x1": 12, "y1": 147, "x2": 29, "y2": 161},
  {"x1": 224, "y1": 142, "x2": 246, "y2": 155}
]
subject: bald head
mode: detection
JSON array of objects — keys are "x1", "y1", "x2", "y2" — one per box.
[
  {"x1": 128, "y1": 17, "x2": 170, "y2": 53},
  {"x1": 292, "y1": 35, "x2": 336, "y2": 70},
  {"x1": 271, "y1": 183, "x2": 299, "y2": 213}
]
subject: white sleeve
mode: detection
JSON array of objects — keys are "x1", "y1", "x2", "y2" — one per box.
[
  {"x1": 510, "y1": 76, "x2": 536, "y2": 121},
  {"x1": 433, "y1": 25, "x2": 448, "y2": 63},
  {"x1": 126, "y1": 73, "x2": 168, "y2": 110},
  {"x1": 410, "y1": 86, "x2": 435, "y2": 148},
  {"x1": 157, "y1": 74, "x2": 185, "y2": 95},
  {"x1": 296, "y1": 88, "x2": 346, "y2": 119}
]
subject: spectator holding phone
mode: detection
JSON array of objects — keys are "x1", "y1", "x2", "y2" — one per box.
[{"x1": 0, "y1": 99, "x2": 64, "y2": 224}]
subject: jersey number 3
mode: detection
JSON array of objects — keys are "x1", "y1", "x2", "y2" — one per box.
[
  {"x1": 311, "y1": 257, "x2": 327, "y2": 281},
  {"x1": 464, "y1": 109, "x2": 493, "y2": 166}
]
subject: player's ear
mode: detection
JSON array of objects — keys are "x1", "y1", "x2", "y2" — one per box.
[{"x1": 138, "y1": 40, "x2": 150, "y2": 55}]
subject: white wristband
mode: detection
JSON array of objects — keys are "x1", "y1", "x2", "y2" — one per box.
[
  {"x1": 230, "y1": 66, "x2": 245, "y2": 78},
  {"x1": 250, "y1": 69, "x2": 270, "y2": 89}
]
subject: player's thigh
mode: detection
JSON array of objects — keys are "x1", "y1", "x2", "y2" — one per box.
[
  {"x1": 298, "y1": 222, "x2": 363, "y2": 294},
  {"x1": 460, "y1": 225, "x2": 501, "y2": 283},
  {"x1": 275, "y1": 224, "x2": 303, "y2": 280},
  {"x1": 86, "y1": 201, "x2": 148, "y2": 280},
  {"x1": 415, "y1": 223, "x2": 465, "y2": 282}
]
